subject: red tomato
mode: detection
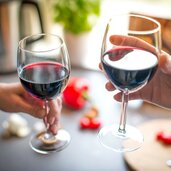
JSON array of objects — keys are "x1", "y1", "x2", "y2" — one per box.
[
  {"x1": 89, "y1": 118, "x2": 101, "y2": 129},
  {"x1": 79, "y1": 117, "x2": 102, "y2": 130},
  {"x1": 156, "y1": 131, "x2": 171, "y2": 144},
  {"x1": 80, "y1": 117, "x2": 90, "y2": 129}
]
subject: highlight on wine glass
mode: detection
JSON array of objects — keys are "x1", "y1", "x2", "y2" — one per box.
[
  {"x1": 17, "y1": 33, "x2": 71, "y2": 154},
  {"x1": 98, "y1": 14, "x2": 161, "y2": 152}
]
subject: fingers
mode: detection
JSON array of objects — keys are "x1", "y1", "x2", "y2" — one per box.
[
  {"x1": 109, "y1": 35, "x2": 156, "y2": 53},
  {"x1": 104, "y1": 80, "x2": 142, "y2": 102},
  {"x1": 47, "y1": 97, "x2": 62, "y2": 135},
  {"x1": 27, "y1": 104, "x2": 45, "y2": 119},
  {"x1": 159, "y1": 52, "x2": 171, "y2": 74},
  {"x1": 26, "y1": 97, "x2": 62, "y2": 135},
  {"x1": 23, "y1": 94, "x2": 45, "y2": 118},
  {"x1": 105, "y1": 81, "x2": 122, "y2": 101},
  {"x1": 113, "y1": 91, "x2": 142, "y2": 102},
  {"x1": 105, "y1": 81, "x2": 115, "y2": 91},
  {"x1": 24, "y1": 90, "x2": 62, "y2": 135},
  {"x1": 99, "y1": 63, "x2": 102, "y2": 70}
]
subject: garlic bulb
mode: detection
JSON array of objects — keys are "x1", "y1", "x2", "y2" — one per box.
[{"x1": 2, "y1": 114, "x2": 31, "y2": 137}]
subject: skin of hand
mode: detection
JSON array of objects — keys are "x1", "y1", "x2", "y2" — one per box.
[
  {"x1": 0, "y1": 82, "x2": 62, "y2": 135},
  {"x1": 100, "y1": 35, "x2": 171, "y2": 109}
]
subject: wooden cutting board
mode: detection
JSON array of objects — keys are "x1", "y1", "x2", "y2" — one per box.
[{"x1": 124, "y1": 119, "x2": 171, "y2": 171}]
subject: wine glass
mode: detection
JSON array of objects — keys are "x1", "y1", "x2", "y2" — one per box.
[
  {"x1": 98, "y1": 14, "x2": 161, "y2": 152},
  {"x1": 17, "y1": 33, "x2": 71, "y2": 154}
]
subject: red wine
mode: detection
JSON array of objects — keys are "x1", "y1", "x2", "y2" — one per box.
[
  {"x1": 19, "y1": 62, "x2": 70, "y2": 100},
  {"x1": 102, "y1": 46, "x2": 158, "y2": 92}
]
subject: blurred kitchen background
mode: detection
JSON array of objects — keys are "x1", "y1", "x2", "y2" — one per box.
[
  {"x1": 41, "y1": 0, "x2": 171, "y2": 70},
  {"x1": 1, "y1": 2, "x2": 171, "y2": 171},
  {"x1": 0, "y1": 0, "x2": 171, "y2": 73}
]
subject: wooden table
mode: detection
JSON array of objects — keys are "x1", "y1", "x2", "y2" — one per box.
[{"x1": 0, "y1": 68, "x2": 171, "y2": 171}]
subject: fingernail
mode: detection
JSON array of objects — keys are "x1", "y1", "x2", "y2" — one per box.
[{"x1": 51, "y1": 125, "x2": 58, "y2": 135}]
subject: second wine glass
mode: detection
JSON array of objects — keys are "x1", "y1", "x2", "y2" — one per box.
[
  {"x1": 17, "y1": 33, "x2": 71, "y2": 154},
  {"x1": 98, "y1": 14, "x2": 161, "y2": 152}
]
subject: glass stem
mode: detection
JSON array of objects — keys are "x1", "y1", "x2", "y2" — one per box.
[
  {"x1": 43, "y1": 100, "x2": 51, "y2": 139},
  {"x1": 118, "y1": 90, "x2": 129, "y2": 134}
]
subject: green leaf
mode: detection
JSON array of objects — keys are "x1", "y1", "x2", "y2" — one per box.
[{"x1": 53, "y1": 0, "x2": 101, "y2": 34}]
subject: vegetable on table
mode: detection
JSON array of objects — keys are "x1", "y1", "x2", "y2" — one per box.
[
  {"x1": 80, "y1": 117, "x2": 101, "y2": 130},
  {"x1": 62, "y1": 77, "x2": 90, "y2": 110},
  {"x1": 79, "y1": 105, "x2": 101, "y2": 130},
  {"x1": 89, "y1": 118, "x2": 101, "y2": 129},
  {"x1": 156, "y1": 131, "x2": 171, "y2": 144},
  {"x1": 79, "y1": 117, "x2": 90, "y2": 129}
]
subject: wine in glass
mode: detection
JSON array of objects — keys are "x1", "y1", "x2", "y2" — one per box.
[
  {"x1": 17, "y1": 33, "x2": 71, "y2": 154},
  {"x1": 98, "y1": 14, "x2": 161, "y2": 152}
]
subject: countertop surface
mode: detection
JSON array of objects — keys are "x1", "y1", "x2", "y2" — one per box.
[{"x1": 0, "y1": 68, "x2": 171, "y2": 171}]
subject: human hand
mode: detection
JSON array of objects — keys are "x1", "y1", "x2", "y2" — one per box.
[
  {"x1": 0, "y1": 83, "x2": 62, "y2": 134},
  {"x1": 100, "y1": 35, "x2": 171, "y2": 109}
]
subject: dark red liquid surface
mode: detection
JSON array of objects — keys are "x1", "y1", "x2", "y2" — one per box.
[
  {"x1": 19, "y1": 62, "x2": 69, "y2": 99},
  {"x1": 102, "y1": 46, "x2": 158, "y2": 92}
]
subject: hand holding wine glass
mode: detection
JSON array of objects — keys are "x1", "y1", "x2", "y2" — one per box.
[
  {"x1": 98, "y1": 14, "x2": 161, "y2": 152},
  {"x1": 17, "y1": 33, "x2": 71, "y2": 154},
  {"x1": 105, "y1": 35, "x2": 171, "y2": 109}
]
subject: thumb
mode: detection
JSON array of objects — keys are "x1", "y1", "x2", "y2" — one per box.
[{"x1": 159, "y1": 52, "x2": 171, "y2": 74}]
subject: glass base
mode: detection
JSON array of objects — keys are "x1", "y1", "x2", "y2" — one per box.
[
  {"x1": 29, "y1": 129, "x2": 71, "y2": 154},
  {"x1": 98, "y1": 124, "x2": 143, "y2": 152}
]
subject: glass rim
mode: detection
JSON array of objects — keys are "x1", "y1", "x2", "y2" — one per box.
[
  {"x1": 18, "y1": 33, "x2": 64, "y2": 53},
  {"x1": 109, "y1": 13, "x2": 161, "y2": 35}
]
